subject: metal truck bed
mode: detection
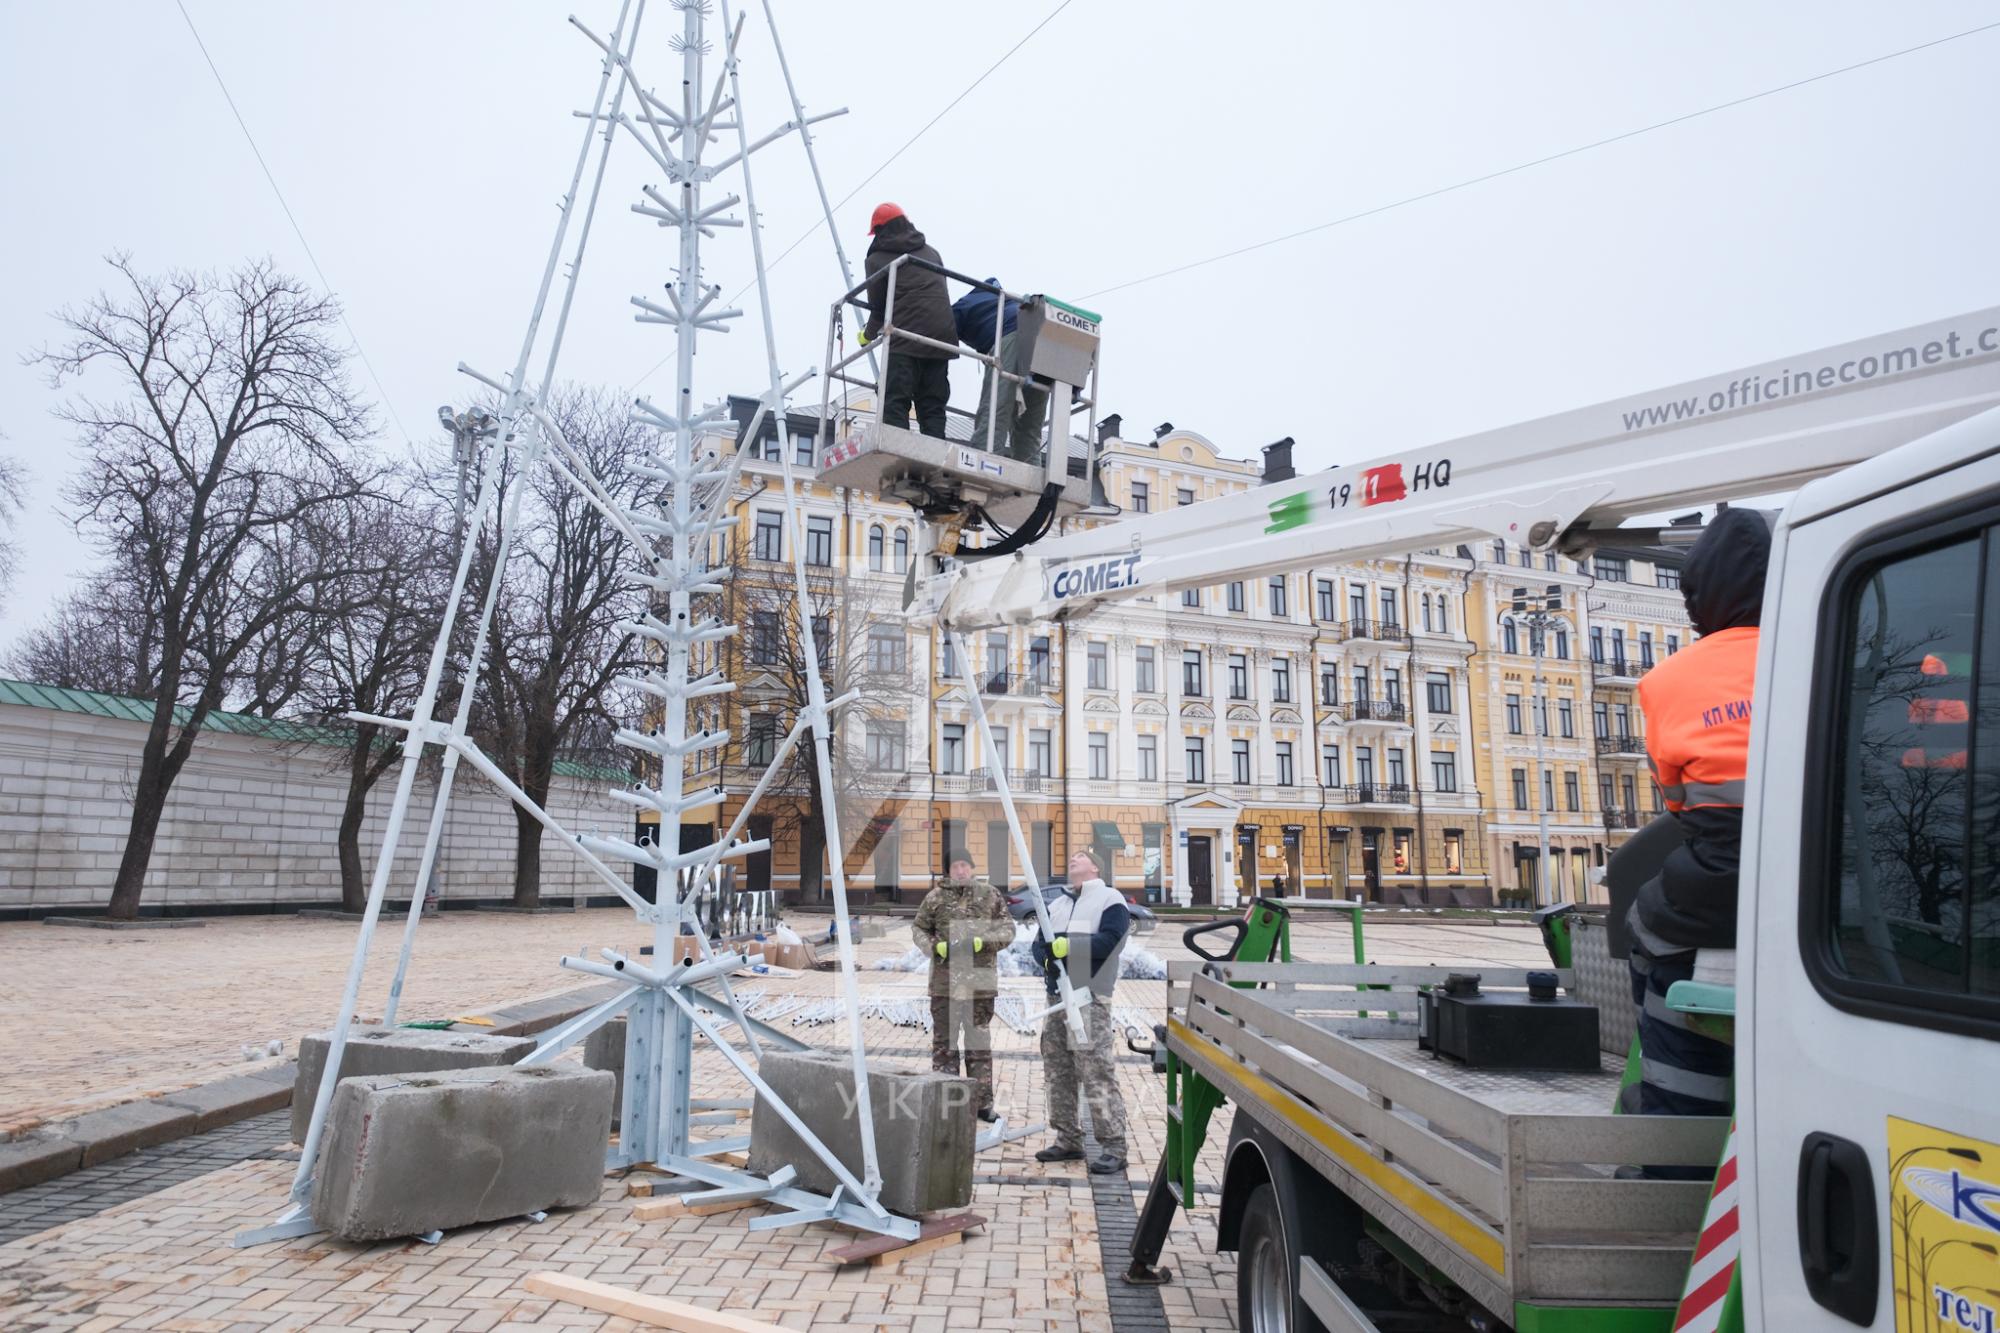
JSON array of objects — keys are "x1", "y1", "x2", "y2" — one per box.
[{"x1": 1166, "y1": 962, "x2": 1729, "y2": 1320}]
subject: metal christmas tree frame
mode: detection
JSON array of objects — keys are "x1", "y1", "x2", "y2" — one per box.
[{"x1": 240, "y1": 0, "x2": 918, "y2": 1246}]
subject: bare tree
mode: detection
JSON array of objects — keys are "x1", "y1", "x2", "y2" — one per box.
[
  {"x1": 7, "y1": 560, "x2": 164, "y2": 696},
  {"x1": 721, "y1": 539, "x2": 916, "y2": 902},
  {"x1": 472, "y1": 388, "x2": 646, "y2": 908},
  {"x1": 33, "y1": 256, "x2": 379, "y2": 918},
  {"x1": 292, "y1": 476, "x2": 457, "y2": 913},
  {"x1": 0, "y1": 432, "x2": 26, "y2": 614}
]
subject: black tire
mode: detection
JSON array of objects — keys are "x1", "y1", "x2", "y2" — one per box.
[{"x1": 1237, "y1": 1182, "x2": 1296, "y2": 1333}]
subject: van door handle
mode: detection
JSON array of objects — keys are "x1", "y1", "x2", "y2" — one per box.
[{"x1": 1797, "y1": 1132, "x2": 1879, "y2": 1326}]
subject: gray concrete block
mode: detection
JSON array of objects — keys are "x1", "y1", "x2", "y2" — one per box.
[
  {"x1": 748, "y1": 1051, "x2": 975, "y2": 1216},
  {"x1": 292, "y1": 1027, "x2": 533, "y2": 1145},
  {"x1": 0, "y1": 1134, "x2": 84, "y2": 1194},
  {"x1": 67, "y1": 1100, "x2": 200, "y2": 1167},
  {"x1": 311, "y1": 1066, "x2": 614, "y2": 1242},
  {"x1": 583, "y1": 1017, "x2": 626, "y2": 1129},
  {"x1": 157, "y1": 1073, "x2": 293, "y2": 1133}
]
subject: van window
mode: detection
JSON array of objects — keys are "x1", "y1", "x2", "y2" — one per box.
[{"x1": 1811, "y1": 517, "x2": 2000, "y2": 1035}]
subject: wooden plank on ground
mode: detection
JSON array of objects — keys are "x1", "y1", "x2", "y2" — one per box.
[
  {"x1": 524, "y1": 1272, "x2": 785, "y2": 1332},
  {"x1": 825, "y1": 1212, "x2": 986, "y2": 1268},
  {"x1": 632, "y1": 1193, "x2": 761, "y2": 1220}
]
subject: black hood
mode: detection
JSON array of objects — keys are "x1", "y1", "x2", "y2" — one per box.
[
  {"x1": 1680, "y1": 508, "x2": 1772, "y2": 635},
  {"x1": 869, "y1": 218, "x2": 928, "y2": 254}
]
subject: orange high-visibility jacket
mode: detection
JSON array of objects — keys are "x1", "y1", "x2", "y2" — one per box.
[{"x1": 1638, "y1": 626, "x2": 1758, "y2": 816}]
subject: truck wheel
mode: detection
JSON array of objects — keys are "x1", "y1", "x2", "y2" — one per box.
[{"x1": 1237, "y1": 1182, "x2": 1295, "y2": 1333}]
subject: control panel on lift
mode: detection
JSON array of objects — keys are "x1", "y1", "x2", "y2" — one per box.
[{"x1": 815, "y1": 265, "x2": 1107, "y2": 547}]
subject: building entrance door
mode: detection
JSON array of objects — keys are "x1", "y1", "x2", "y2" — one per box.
[
  {"x1": 1361, "y1": 829, "x2": 1382, "y2": 899},
  {"x1": 1186, "y1": 835, "x2": 1213, "y2": 906}
]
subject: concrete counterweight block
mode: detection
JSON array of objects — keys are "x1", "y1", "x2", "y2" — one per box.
[
  {"x1": 748, "y1": 1051, "x2": 975, "y2": 1216},
  {"x1": 312, "y1": 1066, "x2": 614, "y2": 1242},
  {"x1": 292, "y1": 1026, "x2": 534, "y2": 1145},
  {"x1": 583, "y1": 1016, "x2": 626, "y2": 1128}
]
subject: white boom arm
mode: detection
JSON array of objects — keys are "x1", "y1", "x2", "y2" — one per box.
[{"x1": 922, "y1": 307, "x2": 2000, "y2": 630}]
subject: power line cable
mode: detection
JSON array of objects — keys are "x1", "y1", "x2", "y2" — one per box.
[
  {"x1": 173, "y1": 0, "x2": 412, "y2": 444},
  {"x1": 633, "y1": 0, "x2": 1081, "y2": 389},
  {"x1": 1081, "y1": 18, "x2": 2000, "y2": 300}
]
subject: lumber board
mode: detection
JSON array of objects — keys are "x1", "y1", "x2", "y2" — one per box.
[
  {"x1": 524, "y1": 1272, "x2": 784, "y2": 1332},
  {"x1": 632, "y1": 1194, "x2": 760, "y2": 1220},
  {"x1": 826, "y1": 1212, "x2": 985, "y2": 1267}
]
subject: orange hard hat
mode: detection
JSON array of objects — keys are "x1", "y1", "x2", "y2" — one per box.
[{"x1": 869, "y1": 202, "x2": 905, "y2": 233}]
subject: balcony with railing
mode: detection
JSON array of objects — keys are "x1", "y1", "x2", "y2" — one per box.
[
  {"x1": 1591, "y1": 654, "x2": 1653, "y2": 686},
  {"x1": 1602, "y1": 808, "x2": 1640, "y2": 830},
  {"x1": 967, "y1": 669, "x2": 1055, "y2": 700},
  {"x1": 1344, "y1": 698, "x2": 1409, "y2": 724},
  {"x1": 1595, "y1": 733, "x2": 1646, "y2": 757},
  {"x1": 1345, "y1": 618, "x2": 1409, "y2": 644},
  {"x1": 932, "y1": 766, "x2": 1057, "y2": 796},
  {"x1": 1340, "y1": 782, "x2": 1413, "y2": 806}
]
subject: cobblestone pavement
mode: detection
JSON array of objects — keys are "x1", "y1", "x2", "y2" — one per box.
[{"x1": 0, "y1": 908, "x2": 1549, "y2": 1330}]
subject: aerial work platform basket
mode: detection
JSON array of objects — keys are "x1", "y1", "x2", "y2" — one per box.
[{"x1": 816, "y1": 259, "x2": 1106, "y2": 548}]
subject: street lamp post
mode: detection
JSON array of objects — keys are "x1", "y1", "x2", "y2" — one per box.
[{"x1": 1501, "y1": 584, "x2": 1565, "y2": 906}]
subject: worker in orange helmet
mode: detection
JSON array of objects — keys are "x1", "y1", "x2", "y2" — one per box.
[{"x1": 861, "y1": 203, "x2": 959, "y2": 438}]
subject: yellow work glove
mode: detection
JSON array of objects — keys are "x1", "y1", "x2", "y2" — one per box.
[
  {"x1": 857, "y1": 328, "x2": 872, "y2": 347},
  {"x1": 934, "y1": 941, "x2": 948, "y2": 960},
  {"x1": 972, "y1": 936, "x2": 985, "y2": 954},
  {"x1": 1050, "y1": 937, "x2": 1070, "y2": 960}
]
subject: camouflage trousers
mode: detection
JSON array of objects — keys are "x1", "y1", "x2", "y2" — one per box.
[
  {"x1": 1039, "y1": 999, "x2": 1127, "y2": 1156},
  {"x1": 930, "y1": 994, "x2": 996, "y2": 1113}
]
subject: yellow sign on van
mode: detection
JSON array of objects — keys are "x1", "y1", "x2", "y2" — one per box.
[{"x1": 1889, "y1": 1116, "x2": 2000, "y2": 1332}]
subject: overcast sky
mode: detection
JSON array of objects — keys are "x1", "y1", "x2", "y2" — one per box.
[{"x1": 3, "y1": 2, "x2": 1997, "y2": 647}]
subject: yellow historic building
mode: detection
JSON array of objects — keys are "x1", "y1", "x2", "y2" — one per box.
[{"x1": 659, "y1": 402, "x2": 1689, "y2": 909}]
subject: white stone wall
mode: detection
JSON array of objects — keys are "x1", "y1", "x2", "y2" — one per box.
[{"x1": 0, "y1": 703, "x2": 632, "y2": 914}]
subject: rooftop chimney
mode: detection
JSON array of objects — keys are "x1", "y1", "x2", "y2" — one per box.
[
  {"x1": 1262, "y1": 437, "x2": 1296, "y2": 483},
  {"x1": 1096, "y1": 413, "x2": 1122, "y2": 445},
  {"x1": 1153, "y1": 421, "x2": 1174, "y2": 440}
]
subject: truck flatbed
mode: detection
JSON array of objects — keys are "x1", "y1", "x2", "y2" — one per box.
[{"x1": 1166, "y1": 962, "x2": 1730, "y2": 1321}]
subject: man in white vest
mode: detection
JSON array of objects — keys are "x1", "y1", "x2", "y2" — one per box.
[{"x1": 1032, "y1": 848, "x2": 1131, "y2": 1174}]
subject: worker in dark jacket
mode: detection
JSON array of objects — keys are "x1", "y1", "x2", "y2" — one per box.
[
  {"x1": 1627, "y1": 508, "x2": 1770, "y2": 1134},
  {"x1": 952, "y1": 278, "x2": 1048, "y2": 463},
  {"x1": 861, "y1": 204, "x2": 958, "y2": 438}
]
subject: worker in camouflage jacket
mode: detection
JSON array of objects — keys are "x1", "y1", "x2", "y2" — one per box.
[{"x1": 912, "y1": 853, "x2": 1012, "y2": 1123}]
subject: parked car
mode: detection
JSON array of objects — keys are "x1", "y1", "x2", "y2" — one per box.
[{"x1": 1005, "y1": 881, "x2": 1157, "y2": 933}]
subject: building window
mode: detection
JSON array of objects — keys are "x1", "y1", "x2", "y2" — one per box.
[
  {"x1": 747, "y1": 712, "x2": 778, "y2": 765},
  {"x1": 1600, "y1": 773, "x2": 1615, "y2": 812},
  {"x1": 1319, "y1": 663, "x2": 1339, "y2": 707},
  {"x1": 1590, "y1": 626, "x2": 1605, "y2": 663},
  {"x1": 1184, "y1": 736, "x2": 1206, "y2": 783},
  {"x1": 1656, "y1": 564, "x2": 1681, "y2": 589},
  {"x1": 1356, "y1": 746, "x2": 1375, "y2": 787},
  {"x1": 1503, "y1": 620, "x2": 1519, "y2": 654},
  {"x1": 1558, "y1": 698, "x2": 1575, "y2": 737},
  {"x1": 1506, "y1": 693, "x2": 1522, "y2": 735},
  {"x1": 1432, "y1": 752, "x2": 1458, "y2": 793},
  {"x1": 1029, "y1": 636, "x2": 1052, "y2": 688},
  {"x1": 865, "y1": 626, "x2": 906, "y2": 674},
  {"x1": 1443, "y1": 830, "x2": 1463, "y2": 874},
  {"x1": 1534, "y1": 697, "x2": 1549, "y2": 737},
  {"x1": 1421, "y1": 593, "x2": 1433, "y2": 631},
  {"x1": 1667, "y1": 633, "x2": 1680, "y2": 655},
  {"x1": 1177, "y1": 486, "x2": 1194, "y2": 506},
  {"x1": 1131, "y1": 481, "x2": 1150, "y2": 513},
  {"x1": 1272, "y1": 658, "x2": 1293, "y2": 703},
  {"x1": 805, "y1": 515, "x2": 833, "y2": 567},
  {"x1": 940, "y1": 723, "x2": 966, "y2": 774},
  {"x1": 1387, "y1": 748, "x2": 1407, "y2": 788},
  {"x1": 1492, "y1": 539, "x2": 1507, "y2": 564},
  {"x1": 940, "y1": 634, "x2": 958, "y2": 680},
  {"x1": 1639, "y1": 631, "x2": 1655, "y2": 668},
  {"x1": 1542, "y1": 770, "x2": 1556, "y2": 811},
  {"x1": 893, "y1": 528, "x2": 909, "y2": 574},
  {"x1": 867, "y1": 525, "x2": 884, "y2": 571},
  {"x1": 1136, "y1": 645, "x2": 1157, "y2": 694},
  {"x1": 1227, "y1": 581, "x2": 1246, "y2": 613},
  {"x1": 1270, "y1": 576, "x2": 1288, "y2": 617},
  {"x1": 1352, "y1": 666, "x2": 1371, "y2": 704},
  {"x1": 1553, "y1": 627, "x2": 1569, "y2": 659},
  {"x1": 1611, "y1": 628, "x2": 1627, "y2": 668},
  {"x1": 1088, "y1": 732, "x2": 1109, "y2": 780},
  {"x1": 1231, "y1": 738, "x2": 1251, "y2": 785},
  {"x1": 1316, "y1": 579, "x2": 1336, "y2": 621},
  {"x1": 985, "y1": 633, "x2": 1008, "y2": 685},
  {"x1": 1276, "y1": 741, "x2": 1295, "y2": 787},
  {"x1": 1182, "y1": 586, "x2": 1201, "y2": 608},
  {"x1": 865, "y1": 721, "x2": 906, "y2": 771},
  {"x1": 1349, "y1": 585, "x2": 1367, "y2": 622},
  {"x1": 1321, "y1": 744, "x2": 1341, "y2": 787},
  {"x1": 1426, "y1": 672, "x2": 1452, "y2": 714},
  {"x1": 750, "y1": 611, "x2": 781, "y2": 665},
  {"x1": 1512, "y1": 768, "x2": 1528, "y2": 810},
  {"x1": 1565, "y1": 771, "x2": 1581, "y2": 811},
  {"x1": 753, "y1": 509, "x2": 783, "y2": 561},
  {"x1": 1615, "y1": 703, "x2": 1632, "y2": 738},
  {"x1": 1137, "y1": 734, "x2": 1158, "y2": 782},
  {"x1": 1393, "y1": 830, "x2": 1413, "y2": 874},
  {"x1": 1379, "y1": 589, "x2": 1398, "y2": 626},
  {"x1": 1087, "y1": 640, "x2": 1108, "y2": 690},
  {"x1": 1228, "y1": 652, "x2": 1249, "y2": 700},
  {"x1": 1594, "y1": 555, "x2": 1629, "y2": 582},
  {"x1": 1438, "y1": 595, "x2": 1451, "y2": 634},
  {"x1": 1029, "y1": 728, "x2": 1053, "y2": 777},
  {"x1": 1520, "y1": 546, "x2": 1535, "y2": 568},
  {"x1": 1183, "y1": 649, "x2": 1205, "y2": 696},
  {"x1": 990, "y1": 725, "x2": 1011, "y2": 773}
]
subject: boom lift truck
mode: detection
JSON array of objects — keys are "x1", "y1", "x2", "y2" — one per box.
[{"x1": 893, "y1": 304, "x2": 2000, "y2": 1331}]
